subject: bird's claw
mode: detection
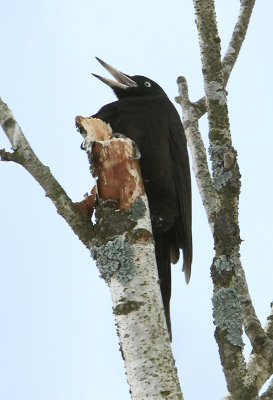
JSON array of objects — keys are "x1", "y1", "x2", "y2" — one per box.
[
  {"x1": 134, "y1": 145, "x2": 141, "y2": 159},
  {"x1": 111, "y1": 132, "x2": 128, "y2": 140}
]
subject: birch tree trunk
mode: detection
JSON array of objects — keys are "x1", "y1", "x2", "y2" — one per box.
[{"x1": 76, "y1": 117, "x2": 183, "y2": 399}]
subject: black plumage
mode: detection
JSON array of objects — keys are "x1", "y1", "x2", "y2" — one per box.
[{"x1": 92, "y1": 58, "x2": 192, "y2": 339}]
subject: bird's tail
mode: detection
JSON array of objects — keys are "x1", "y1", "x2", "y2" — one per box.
[
  {"x1": 182, "y1": 244, "x2": 192, "y2": 284},
  {"x1": 154, "y1": 233, "x2": 172, "y2": 341}
]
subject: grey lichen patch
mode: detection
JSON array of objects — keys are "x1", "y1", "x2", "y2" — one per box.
[
  {"x1": 2, "y1": 117, "x2": 15, "y2": 133},
  {"x1": 129, "y1": 197, "x2": 146, "y2": 222},
  {"x1": 183, "y1": 107, "x2": 198, "y2": 125},
  {"x1": 214, "y1": 168, "x2": 233, "y2": 191},
  {"x1": 210, "y1": 144, "x2": 234, "y2": 191},
  {"x1": 114, "y1": 300, "x2": 144, "y2": 316},
  {"x1": 214, "y1": 209, "x2": 241, "y2": 257},
  {"x1": 206, "y1": 81, "x2": 227, "y2": 106},
  {"x1": 91, "y1": 237, "x2": 135, "y2": 284},
  {"x1": 222, "y1": 62, "x2": 232, "y2": 77},
  {"x1": 213, "y1": 287, "x2": 243, "y2": 347},
  {"x1": 214, "y1": 250, "x2": 241, "y2": 276},
  {"x1": 214, "y1": 255, "x2": 234, "y2": 273},
  {"x1": 210, "y1": 127, "x2": 231, "y2": 145}
]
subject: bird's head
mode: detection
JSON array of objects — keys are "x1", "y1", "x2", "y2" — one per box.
[{"x1": 92, "y1": 57, "x2": 167, "y2": 99}]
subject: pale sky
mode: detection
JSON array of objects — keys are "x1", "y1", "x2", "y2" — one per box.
[{"x1": 1, "y1": 1, "x2": 273, "y2": 399}]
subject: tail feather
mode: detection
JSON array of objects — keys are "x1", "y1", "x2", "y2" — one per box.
[
  {"x1": 154, "y1": 233, "x2": 172, "y2": 341},
  {"x1": 182, "y1": 245, "x2": 192, "y2": 284}
]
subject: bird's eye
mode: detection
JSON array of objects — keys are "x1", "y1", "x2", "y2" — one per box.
[{"x1": 144, "y1": 81, "x2": 151, "y2": 87}]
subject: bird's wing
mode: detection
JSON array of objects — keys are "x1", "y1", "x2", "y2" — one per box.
[{"x1": 169, "y1": 114, "x2": 192, "y2": 283}]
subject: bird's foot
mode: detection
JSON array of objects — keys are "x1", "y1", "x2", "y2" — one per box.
[
  {"x1": 133, "y1": 145, "x2": 141, "y2": 159},
  {"x1": 111, "y1": 132, "x2": 127, "y2": 140}
]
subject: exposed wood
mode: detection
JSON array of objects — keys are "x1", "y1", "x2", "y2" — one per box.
[{"x1": 76, "y1": 116, "x2": 144, "y2": 210}]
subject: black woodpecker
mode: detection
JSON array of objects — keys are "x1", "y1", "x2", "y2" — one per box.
[{"x1": 92, "y1": 58, "x2": 192, "y2": 339}]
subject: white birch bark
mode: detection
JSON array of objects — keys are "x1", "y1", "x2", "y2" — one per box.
[{"x1": 109, "y1": 201, "x2": 182, "y2": 399}]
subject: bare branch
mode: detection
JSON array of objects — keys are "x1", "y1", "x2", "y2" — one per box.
[
  {"x1": 176, "y1": 76, "x2": 219, "y2": 228},
  {"x1": 0, "y1": 97, "x2": 93, "y2": 248},
  {"x1": 236, "y1": 261, "x2": 267, "y2": 349},
  {"x1": 188, "y1": 0, "x2": 273, "y2": 396},
  {"x1": 192, "y1": 1, "x2": 259, "y2": 397},
  {"x1": 179, "y1": 0, "x2": 271, "y2": 394},
  {"x1": 233, "y1": 264, "x2": 273, "y2": 393},
  {"x1": 222, "y1": 0, "x2": 256, "y2": 85},
  {"x1": 246, "y1": 303, "x2": 273, "y2": 392},
  {"x1": 194, "y1": 0, "x2": 256, "y2": 118}
]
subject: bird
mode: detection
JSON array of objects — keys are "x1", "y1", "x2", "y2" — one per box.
[{"x1": 92, "y1": 58, "x2": 192, "y2": 340}]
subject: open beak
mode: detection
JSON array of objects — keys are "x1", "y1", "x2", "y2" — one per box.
[{"x1": 92, "y1": 57, "x2": 138, "y2": 90}]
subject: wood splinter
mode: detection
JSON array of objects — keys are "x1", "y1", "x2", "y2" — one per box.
[{"x1": 76, "y1": 116, "x2": 144, "y2": 211}]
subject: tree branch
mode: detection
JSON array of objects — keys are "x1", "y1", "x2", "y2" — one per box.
[
  {"x1": 222, "y1": 0, "x2": 256, "y2": 85},
  {"x1": 177, "y1": 3, "x2": 273, "y2": 395},
  {"x1": 176, "y1": 1, "x2": 256, "y2": 224},
  {"x1": 236, "y1": 261, "x2": 268, "y2": 351},
  {"x1": 192, "y1": 1, "x2": 259, "y2": 398},
  {"x1": 177, "y1": 0, "x2": 272, "y2": 394},
  {"x1": 0, "y1": 97, "x2": 93, "y2": 248},
  {"x1": 246, "y1": 303, "x2": 273, "y2": 392},
  {"x1": 176, "y1": 76, "x2": 219, "y2": 229},
  {"x1": 193, "y1": 0, "x2": 256, "y2": 118},
  {"x1": 185, "y1": 0, "x2": 273, "y2": 397}
]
